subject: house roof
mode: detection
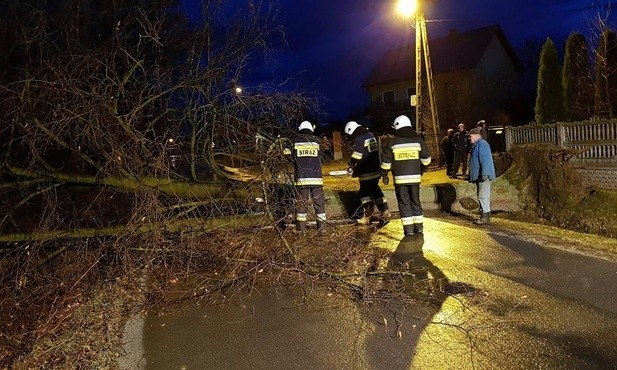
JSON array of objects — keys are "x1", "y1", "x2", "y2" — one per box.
[{"x1": 363, "y1": 25, "x2": 522, "y2": 88}]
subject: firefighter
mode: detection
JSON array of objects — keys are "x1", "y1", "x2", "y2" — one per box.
[
  {"x1": 292, "y1": 120, "x2": 326, "y2": 232},
  {"x1": 380, "y1": 115, "x2": 431, "y2": 235},
  {"x1": 344, "y1": 121, "x2": 390, "y2": 225}
]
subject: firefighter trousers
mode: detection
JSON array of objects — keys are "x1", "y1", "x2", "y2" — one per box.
[
  {"x1": 295, "y1": 186, "x2": 326, "y2": 222},
  {"x1": 395, "y1": 184, "x2": 424, "y2": 234},
  {"x1": 358, "y1": 178, "x2": 388, "y2": 216}
]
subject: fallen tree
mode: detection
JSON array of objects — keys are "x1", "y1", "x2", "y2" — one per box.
[
  {"x1": 504, "y1": 143, "x2": 617, "y2": 236},
  {"x1": 0, "y1": 0, "x2": 311, "y2": 239},
  {"x1": 0, "y1": 2, "x2": 317, "y2": 365}
]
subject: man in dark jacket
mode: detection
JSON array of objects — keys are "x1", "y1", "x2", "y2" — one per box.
[
  {"x1": 451, "y1": 122, "x2": 469, "y2": 178},
  {"x1": 440, "y1": 128, "x2": 455, "y2": 176},
  {"x1": 292, "y1": 121, "x2": 326, "y2": 232},
  {"x1": 380, "y1": 115, "x2": 431, "y2": 236},
  {"x1": 468, "y1": 127, "x2": 496, "y2": 225},
  {"x1": 344, "y1": 121, "x2": 390, "y2": 224}
]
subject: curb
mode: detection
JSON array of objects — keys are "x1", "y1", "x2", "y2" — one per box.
[{"x1": 324, "y1": 178, "x2": 522, "y2": 219}]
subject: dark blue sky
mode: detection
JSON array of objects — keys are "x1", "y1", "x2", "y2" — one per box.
[{"x1": 182, "y1": 0, "x2": 614, "y2": 122}]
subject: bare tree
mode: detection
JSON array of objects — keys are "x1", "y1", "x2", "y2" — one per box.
[
  {"x1": 594, "y1": 28, "x2": 617, "y2": 118},
  {"x1": 584, "y1": 4, "x2": 617, "y2": 119},
  {"x1": 0, "y1": 1, "x2": 321, "y2": 363},
  {"x1": 0, "y1": 0, "x2": 317, "y2": 242}
]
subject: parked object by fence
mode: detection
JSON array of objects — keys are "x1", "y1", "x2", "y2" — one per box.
[{"x1": 505, "y1": 120, "x2": 617, "y2": 189}]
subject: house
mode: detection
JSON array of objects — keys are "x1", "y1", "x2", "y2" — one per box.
[{"x1": 363, "y1": 25, "x2": 522, "y2": 134}]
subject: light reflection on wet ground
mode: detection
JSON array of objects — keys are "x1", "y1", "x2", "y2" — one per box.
[{"x1": 122, "y1": 217, "x2": 617, "y2": 369}]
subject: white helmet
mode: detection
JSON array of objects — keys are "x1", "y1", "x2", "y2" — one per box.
[
  {"x1": 392, "y1": 115, "x2": 412, "y2": 130},
  {"x1": 344, "y1": 121, "x2": 360, "y2": 136},
  {"x1": 298, "y1": 120, "x2": 315, "y2": 132}
]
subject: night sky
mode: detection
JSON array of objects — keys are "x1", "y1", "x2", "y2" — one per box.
[{"x1": 181, "y1": 0, "x2": 614, "y2": 123}]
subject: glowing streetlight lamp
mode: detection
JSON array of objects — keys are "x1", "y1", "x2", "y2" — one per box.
[{"x1": 396, "y1": 0, "x2": 417, "y2": 18}]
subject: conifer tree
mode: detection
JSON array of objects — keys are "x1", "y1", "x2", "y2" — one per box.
[
  {"x1": 535, "y1": 37, "x2": 564, "y2": 124},
  {"x1": 594, "y1": 29, "x2": 617, "y2": 118},
  {"x1": 562, "y1": 32, "x2": 593, "y2": 121}
]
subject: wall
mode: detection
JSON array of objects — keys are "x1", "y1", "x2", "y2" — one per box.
[
  {"x1": 506, "y1": 120, "x2": 617, "y2": 190},
  {"x1": 576, "y1": 166, "x2": 617, "y2": 190}
]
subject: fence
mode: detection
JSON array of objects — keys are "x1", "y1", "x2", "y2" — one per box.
[{"x1": 505, "y1": 120, "x2": 617, "y2": 188}]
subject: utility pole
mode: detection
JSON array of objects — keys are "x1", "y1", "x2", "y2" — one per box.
[
  {"x1": 399, "y1": 0, "x2": 440, "y2": 163},
  {"x1": 413, "y1": 9, "x2": 440, "y2": 164}
]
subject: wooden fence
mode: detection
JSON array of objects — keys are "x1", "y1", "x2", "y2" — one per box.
[{"x1": 505, "y1": 120, "x2": 617, "y2": 165}]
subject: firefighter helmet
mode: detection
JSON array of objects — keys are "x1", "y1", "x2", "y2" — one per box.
[
  {"x1": 344, "y1": 121, "x2": 360, "y2": 136},
  {"x1": 298, "y1": 120, "x2": 315, "y2": 132},
  {"x1": 392, "y1": 115, "x2": 413, "y2": 130}
]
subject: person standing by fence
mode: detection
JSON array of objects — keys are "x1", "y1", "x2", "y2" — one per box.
[
  {"x1": 440, "y1": 128, "x2": 455, "y2": 177},
  {"x1": 468, "y1": 127, "x2": 495, "y2": 225},
  {"x1": 451, "y1": 122, "x2": 469, "y2": 179},
  {"x1": 476, "y1": 120, "x2": 488, "y2": 141}
]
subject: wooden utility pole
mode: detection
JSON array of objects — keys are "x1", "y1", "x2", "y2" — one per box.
[{"x1": 413, "y1": 10, "x2": 440, "y2": 163}]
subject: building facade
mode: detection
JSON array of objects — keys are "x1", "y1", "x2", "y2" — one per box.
[{"x1": 363, "y1": 25, "x2": 522, "y2": 134}]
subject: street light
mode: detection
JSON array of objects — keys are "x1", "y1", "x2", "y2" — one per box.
[
  {"x1": 396, "y1": 0, "x2": 441, "y2": 163},
  {"x1": 396, "y1": 0, "x2": 417, "y2": 18}
]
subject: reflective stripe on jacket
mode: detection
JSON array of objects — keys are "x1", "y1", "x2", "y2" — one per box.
[
  {"x1": 349, "y1": 131, "x2": 381, "y2": 179},
  {"x1": 381, "y1": 134, "x2": 431, "y2": 185},
  {"x1": 293, "y1": 134, "x2": 323, "y2": 186}
]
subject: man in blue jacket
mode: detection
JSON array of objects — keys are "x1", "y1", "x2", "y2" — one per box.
[{"x1": 468, "y1": 127, "x2": 496, "y2": 225}]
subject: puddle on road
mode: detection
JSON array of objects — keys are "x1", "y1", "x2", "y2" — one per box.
[
  {"x1": 121, "y1": 285, "x2": 441, "y2": 369},
  {"x1": 120, "y1": 222, "x2": 480, "y2": 369}
]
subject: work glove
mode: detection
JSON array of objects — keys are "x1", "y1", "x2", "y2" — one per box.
[
  {"x1": 382, "y1": 175, "x2": 389, "y2": 185},
  {"x1": 481, "y1": 175, "x2": 489, "y2": 182}
]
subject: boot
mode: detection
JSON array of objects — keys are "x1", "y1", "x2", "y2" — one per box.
[
  {"x1": 413, "y1": 223, "x2": 424, "y2": 234},
  {"x1": 276, "y1": 219, "x2": 287, "y2": 231},
  {"x1": 356, "y1": 203, "x2": 372, "y2": 225},
  {"x1": 379, "y1": 209, "x2": 392, "y2": 223},
  {"x1": 316, "y1": 220, "x2": 325, "y2": 233},
  {"x1": 403, "y1": 225, "x2": 415, "y2": 236},
  {"x1": 296, "y1": 221, "x2": 307, "y2": 232},
  {"x1": 474, "y1": 212, "x2": 490, "y2": 225}
]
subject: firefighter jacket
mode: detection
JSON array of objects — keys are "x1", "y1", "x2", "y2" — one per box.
[
  {"x1": 292, "y1": 132, "x2": 323, "y2": 187},
  {"x1": 380, "y1": 128, "x2": 431, "y2": 185},
  {"x1": 348, "y1": 128, "x2": 381, "y2": 181}
]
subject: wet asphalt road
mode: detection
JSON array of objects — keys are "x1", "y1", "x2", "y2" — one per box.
[{"x1": 121, "y1": 215, "x2": 617, "y2": 370}]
